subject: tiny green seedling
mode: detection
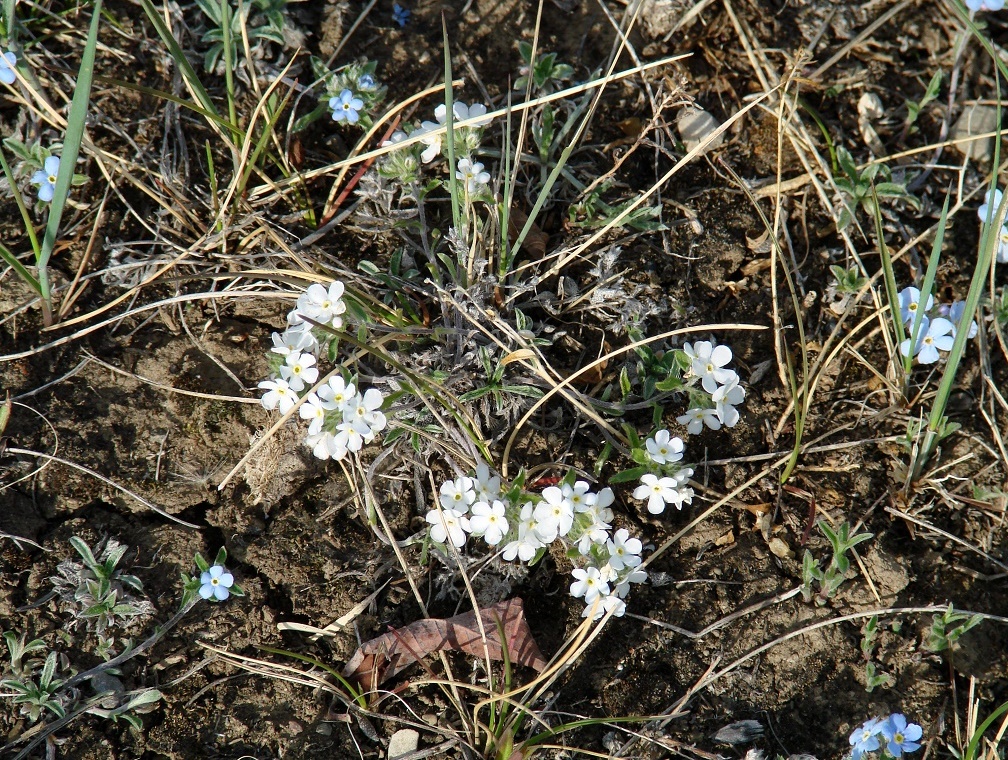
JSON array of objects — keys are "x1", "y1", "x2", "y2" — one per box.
[
  {"x1": 923, "y1": 604, "x2": 982, "y2": 653},
  {"x1": 514, "y1": 41, "x2": 573, "y2": 95},
  {"x1": 832, "y1": 145, "x2": 920, "y2": 233},
  {"x1": 800, "y1": 521, "x2": 873, "y2": 605},
  {"x1": 49, "y1": 536, "x2": 154, "y2": 659},
  {"x1": 860, "y1": 615, "x2": 894, "y2": 692}
]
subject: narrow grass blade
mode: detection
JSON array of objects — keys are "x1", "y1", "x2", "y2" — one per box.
[
  {"x1": 0, "y1": 143, "x2": 40, "y2": 257},
  {"x1": 136, "y1": 0, "x2": 229, "y2": 137},
  {"x1": 37, "y1": 0, "x2": 103, "y2": 322},
  {"x1": 0, "y1": 239, "x2": 40, "y2": 295},
  {"x1": 902, "y1": 192, "x2": 949, "y2": 378},
  {"x1": 442, "y1": 18, "x2": 461, "y2": 232}
]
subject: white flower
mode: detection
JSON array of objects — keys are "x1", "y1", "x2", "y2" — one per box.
[
  {"x1": 259, "y1": 377, "x2": 298, "y2": 414},
  {"x1": 334, "y1": 421, "x2": 365, "y2": 453},
  {"x1": 279, "y1": 351, "x2": 318, "y2": 392},
  {"x1": 417, "y1": 102, "x2": 491, "y2": 164},
  {"x1": 292, "y1": 281, "x2": 347, "y2": 328},
  {"x1": 606, "y1": 528, "x2": 643, "y2": 571},
  {"x1": 633, "y1": 473, "x2": 685, "y2": 514},
  {"x1": 502, "y1": 503, "x2": 543, "y2": 562},
  {"x1": 451, "y1": 101, "x2": 491, "y2": 127},
  {"x1": 563, "y1": 480, "x2": 593, "y2": 512},
  {"x1": 582, "y1": 593, "x2": 626, "y2": 620},
  {"x1": 473, "y1": 463, "x2": 501, "y2": 503},
  {"x1": 533, "y1": 486, "x2": 574, "y2": 542},
  {"x1": 689, "y1": 341, "x2": 735, "y2": 394},
  {"x1": 898, "y1": 286, "x2": 934, "y2": 326},
  {"x1": 570, "y1": 566, "x2": 609, "y2": 604},
  {"x1": 306, "y1": 431, "x2": 346, "y2": 461},
  {"x1": 322, "y1": 376, "x2": 357, "y2": 412},
  {"x1": 614, "y1": 568, "x2": 648, "y2": 599},
  {"x1": 900, "y1": 316, "x2": 954, "y2": 365},
  {"x1": 677, "y1": 406, "x2": 721, "y2": 434},
  {"x1": 346, "y1": 387, "x2": 386, "y2": 440},
  {"x1": 712, "y1": 375, "x2": 745, "y2": 427},
  {"x1": 979, "y1": 187, "x2": 1004, "y2": 222},
  {"x1": 469, "y1": 500, "x2": 509, "y2": 546},
  {"x1": 271, "y1": 328, "x2": 315, "y2": 358},
  {"x1": 439, "y1": 476, "x2": 476, "y2": 512},
  {"x1": 426, "y1": 507, "x2": 470, "y2": 547},
  {"x1": 590, "y1": 487, "x2": 615, "y2": 517},
  {"x1": 456, "y1": 157, "x2": 490, "y2": 193},
  {"x1": 967, "y1": 0, "x2": 1006, "y2": 11},
  {"x1": 199, "y1": 565, "x2": 234, "y2": 601},
  {"x1": 575, "y1": 516, "x2": 611, "y2": 555},
  {"x1": 996, "y1": 225, "x2": 1008, "y2": 264},
  {"x1": 948, "y1": 301, "x2": 978, "y2": 340},
  {"x1": 645, "y1": 429, "x2": 684, "y2": 465},
  {"x1": 299, "y1": 392, "x2": 331, "y2": 435}
]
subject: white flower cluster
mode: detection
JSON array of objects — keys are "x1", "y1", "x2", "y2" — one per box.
[
  {"x1": 675, "y1": 340, "x2": 746, "y2": 434},
  {"x1": 258, "y1": 281, "x2": 387, "y2": 461},
  {"x1": 632, "y1": 429, "x2": 694, "y2": 515},
  {"x1": 381, "y1": 100, "x2": 493, "y2": 196},
  {"x1": 897, "y1": 286, "x2": 977, "y2": 365},
  {"x1": 426, "y1": 464, "x2": 647, "y2": 620}
]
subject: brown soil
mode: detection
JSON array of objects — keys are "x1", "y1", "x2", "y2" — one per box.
[{"x1": 3, "y1": 0, "x2": 1008, "y2": 759}]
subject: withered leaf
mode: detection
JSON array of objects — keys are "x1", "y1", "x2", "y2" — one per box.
[
  {"x1": 342, "y1": 598, "x2": 547, "y2": 691},
  {"x1": 507, "y1": 208, "x2": 548, "y2": 260}
]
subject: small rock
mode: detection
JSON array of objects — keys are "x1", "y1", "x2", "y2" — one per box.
[
  {"x1": 677, "y1": 107, "x2": 724, "y2": 154},
  {"x1": 951, "y1": 103, "x2": 1000, "y2": 161},
  {"x1": 768, "y1": 536, "x2": 794, "y2": 559},
  {"x1": 713, "y1": 719, "x2": 764, "y2": 745},
  {"x1": 388, "y1": 728, "x2": 420, "y2": 758}
]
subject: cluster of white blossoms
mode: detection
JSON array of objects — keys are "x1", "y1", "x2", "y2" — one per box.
[
  {"x1": 258, "y1": 281, "x2": 387, "y2": 461},
  {"x1": 426, "y1": 465, "x2": 647, "y2": 620},
  {"x1": 380, "y1": 100, "x2": 494, "y2": 198},
  {"x1": 675, "y1": 340, "x2": 746, "y2": 435},
  {"x1": 632, "y1": 429, "x2": 694, "y2": 515}
]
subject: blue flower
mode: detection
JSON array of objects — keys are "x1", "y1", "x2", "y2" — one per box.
[
  {"x1": 881, "y1": 714, "x2": 923, "y2": 757},
  {"x1": 0, "y1": 51, "x2": 17, "y2": 85},
  {"x1": 329, "y1": 89, "x2": 364, "y2": 124},
  {"x1": 357, "y1": 73, "x2": 377, "y2": 91},
  {"x1": 31, "y1": 156, "x2": 60, "y2": 203},
  {"x1": 392, "y1": 3, "x2": 411, "y2": 26},
  {"x1": 199, "y1": 564, "x2": 235, "y2": 601},
  {"x1": 849, "y1": 717, "x2": 883, "y2": 760}
]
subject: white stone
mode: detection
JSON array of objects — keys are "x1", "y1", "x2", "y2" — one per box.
[
  {"x1": 388, "y1": 728, "x2": 420, "y2": 758},
  {"x1": 677, "y1": 107, "x2": 724, "y2": 154}
]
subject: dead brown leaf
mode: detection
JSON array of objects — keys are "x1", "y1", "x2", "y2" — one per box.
[
  {"x1": 507, "y1": 208, "x2": 548, "y2": 260},
  {"x1": 342, "y1": 598, "x2": 547, "y2": 691}
]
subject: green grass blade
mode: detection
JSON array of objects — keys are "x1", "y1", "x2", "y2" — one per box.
[
  {"x1": 871, "y1": 183, "x2": 906, "y2": 362},
  {"x1": 963, "y1": 700, "x2": 1008, "y2": 760},
  {"x1": 95, "y1": 76, "x2": 232, "y2": 130},
  {"x1": 37, "y1": 0, "x2": 103, "y2": 321},
  {"x1": 0, "y1": 239, "x2": 40, "y2": 295},
  {"x1": 903, "y1": 192, "x2": 949, "y2": 378},
  {"x1": 442, "y1": 18, "x2": 461, "y2": 234},
  {"x1": 0, "y1": 143, "x2": 40, "y2": 257},
  {"x1": 136, "y1": 0, "x2": 227, "y2": 133},
  {"x1": 919, "y1": 156, "x2": 1000, "y2": 470}
]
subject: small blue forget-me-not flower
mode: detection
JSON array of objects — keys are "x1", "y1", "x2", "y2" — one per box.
[
  {"x1": 330, "y1": 89, "x2": 364, "y2": 124},
  {"x1": 0, "y1": 51, "x2": 17, "y2": 85},
  {"x1": 849, "y1": 717, "x2": 883, "y2": 760},
  {"x1": 199, "y1": 564, "x2": 235, "y2": 601},
  {"x1": 393, "y1": 3, "x2": 411, "y2": 26},
  {"x1": 881, "y1": 714, "x2": 923, "y2": 758},
  {"x1": 357, "y1": 73, "x2": 377, "y2": 91},
  {"x1": 31, "y1": 156, "x2": 60, "y2": 203}
]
